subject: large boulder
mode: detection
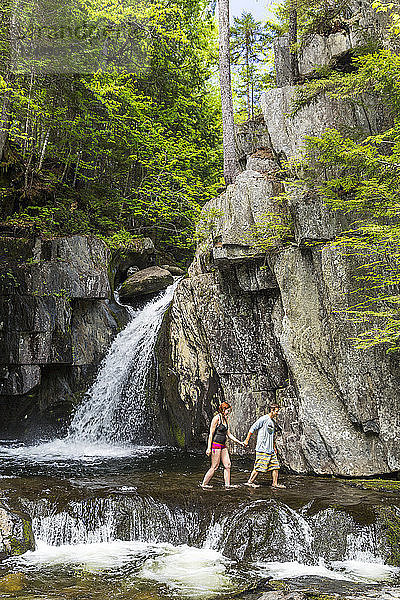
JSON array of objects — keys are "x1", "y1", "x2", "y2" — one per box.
[
  {"x1": 235, "y1": 117, "x2": 271, "y2": 167},
  {"x1": 260, "y1": 87, "x2": 391, "y2": 161},
  {"x1": 0, "y1": 503, "x2": 35, "y2": 560},
  {"x1": 160, "y1": 264, "x2": 185, "y2": 276},
  {"x1": 159, "y1": 131, "x2": 400, "y2": 475},
  {"x1": 119, "y1": 266, "x2": 173, "y2": 302},
  {"x1": 0, "y1": 233, "x2": 133, "y2": 438}
]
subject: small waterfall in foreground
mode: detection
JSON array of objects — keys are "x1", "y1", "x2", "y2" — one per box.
[
  {"x1": 23, "y1": 496, "x2": 390, "y2": 565},
  {"x1": 68, "y1": 280, "x2": 180, "y2": 445}
]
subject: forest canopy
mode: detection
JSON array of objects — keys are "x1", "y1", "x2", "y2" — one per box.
[{"x1": 0, "y1": 0, "x2": 223, "y2": 263}]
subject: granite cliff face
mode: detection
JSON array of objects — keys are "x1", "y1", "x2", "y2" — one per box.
[
  {"x1": 0, "y1": 233, "x2": 154, "y2": 438},
  {"x1": 158, "y1": 5, "x2": 400, "y2": 476}
]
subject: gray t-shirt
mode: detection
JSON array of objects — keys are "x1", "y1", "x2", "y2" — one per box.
[{"x1": 249, "y1": 414, "x2": 275, "y2": 453}]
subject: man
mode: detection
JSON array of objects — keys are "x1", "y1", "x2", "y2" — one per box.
[{"x1": 243, "y1": 404, "x2": 285, "y2": 489}]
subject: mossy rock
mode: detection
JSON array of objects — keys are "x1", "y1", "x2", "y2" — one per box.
[
  {"x1": 0, "y1": 572, "x2": 27, "y2": 592},
  {"x1": 345, "y1": 478, "x2": 400, "y2": 493},
  {"x1": 0, "y1": 504, "x2": 35, "y2": 560},
  {"x1": 376, "y1": 506, "x2": 400, "y2": 567}
]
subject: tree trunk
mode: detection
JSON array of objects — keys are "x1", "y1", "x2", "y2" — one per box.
[
  {"x1": 0, "y1": 72, "x2": 13, "y2": 161},
  {"x1": 288, "y1": 0, "x2": 300, "y2": 84},
  {"x1": 37, "y1": 128, "x2": 50, "y2": 172},
  {"x1": 218, "y1": 0, "x2": 239, "y2": 185},
  {"x1": 245, "y1": 31, "x2": 251, "y2": 120}
]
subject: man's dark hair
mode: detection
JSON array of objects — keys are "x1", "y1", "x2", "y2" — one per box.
[{"x1": 268, "y1": 404, "x2": 280, "y2": 412}]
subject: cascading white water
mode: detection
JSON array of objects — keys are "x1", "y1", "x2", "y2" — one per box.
[
  {"x1": 68, "y1": 280, "x2": 180, "y2": 445},
  {"x1": 15, "y1": 495, "x2": 400, "y2": 594},
  {"x1": 0, "y1": 280, "x2": 180, "y2": 460}
]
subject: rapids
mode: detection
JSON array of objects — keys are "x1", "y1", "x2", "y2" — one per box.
[{"x1": 0, "y1": 283, "x2": 399, "y2": 600}]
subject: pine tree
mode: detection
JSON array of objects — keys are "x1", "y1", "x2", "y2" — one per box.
[{"x1": 230, "y1": 12, "x2": 272, "y2": 119}]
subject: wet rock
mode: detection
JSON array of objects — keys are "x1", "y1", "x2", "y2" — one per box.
[
  {"x1": 0, "y1": 503, "x2": 35, "y2": 559},
  {"x1": 0, "y1": 573, "x2": 27, "y2": 593},
  {"x1": 119, "y1": 266, "x2": 173, "y2": 302},
  {"x1": 258, "y1": 592, "x2": 306, "y2": 600},
  {"x1": 0, "y1": 365, "x2": 41, "y2": 395},
  {"x1": 160, "y1": 264, "x2": 185, "y2": 276},
  {"x1": 0, "y1": 234, "x2": 132, "y2": 437}
]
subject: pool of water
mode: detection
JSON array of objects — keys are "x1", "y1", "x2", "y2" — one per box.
[{"x1": 0, "y1": 442, "x2": 399, "y2": 600}]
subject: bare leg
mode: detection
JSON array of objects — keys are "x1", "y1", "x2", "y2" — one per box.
[
  {"x1": 221, "y1": 448, "x2": 232, "y2": 487},
  {"x1": 271, "y1": 469, "x2": 286, "y2": 488},
  {"x1": 245, "y1": 468, "x2": 260, "y2": 488},
  {"x1": 202, "y1": 449, "x2": 221, "y2": 487}
]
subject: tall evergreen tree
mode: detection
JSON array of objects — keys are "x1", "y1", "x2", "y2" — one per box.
[{"x1": 230, "y1": 11, "x2": 272, "y2": 119}]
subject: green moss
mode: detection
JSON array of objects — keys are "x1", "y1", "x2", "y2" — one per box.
[
  {"x1": 345, "y1": 478, "x2": 400, "y2": 492},
  {"x1": 377, "y1": 506, "x2": 400, "y2": 567},
  {"x1": 171, "y1": 424, "x2": 185, "y2": 448},
  {"x1": 0, "y1": 237, "x2": 33, "y2": 262}
]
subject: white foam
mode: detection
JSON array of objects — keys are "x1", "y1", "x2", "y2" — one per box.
[
  {"x1": 255, "y1": 559, "x2": 351, "y2": 581},
  {"x1": 13, "y1": 539, "x2": 154, "y2": 571},
  {"x1": 0, "y1": 439, "x2": 159, "y2": 461},
  {"x1": 12, "y1": 540, "x2": 234, "y2": 597},
  {"x1": 331, "y1": 560, "x2": 400, "y2": 582},
  {"x1": 139, "y1": 544, "x2": 234, "y2": 596},
  {"x1": 255, "y1": 559, "x2": 400, "y2": 584}
]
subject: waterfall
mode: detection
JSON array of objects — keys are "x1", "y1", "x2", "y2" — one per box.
[
  {"x1": 12, "y1": 495, "x2": 400, "y2": 598},
  {"x1": 27, "y1": 497, "x2": 203, "y2": 547},
  {"x1": 68, "y1": 280, "x2": 180, "y2": 445}
]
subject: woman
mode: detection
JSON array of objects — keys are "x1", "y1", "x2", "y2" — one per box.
[{"x1": 201, "y1": 401, "x2": 243, "y2": 489}]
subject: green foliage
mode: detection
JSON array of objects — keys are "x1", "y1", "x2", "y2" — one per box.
[
  {"x1": 373, "y1": 0, "x2": 400, "y2": 36},
  {"x1": 194, "y1": 207, "x2": 223, "y2": 245},
  {"x1": 242, "y1": 198, "x2": 294, "y2": 253},
  {"x1": 230, "y1": 12, "x2": 275, "y2": 120},
  {"x1": 290, "y1": 48, "x2": 400, "y2": 352},
  {"x1": 0, "y1": 0, "x2": 222, "y2": 263},
  {"x1": 100, "y1": 230, "x2": 140, "y2": 250}
]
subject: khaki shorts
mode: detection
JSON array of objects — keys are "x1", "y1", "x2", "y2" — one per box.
[{"x1": 254, "y1": 451, "x2": 280, "y2": 472}]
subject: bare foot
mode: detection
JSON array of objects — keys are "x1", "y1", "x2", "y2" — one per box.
[
  {"x1": 245, "y1": 482, "x2": 260, "y2": 488},
  {"x1": 201, "y1": 484, "x2": 213, "y2": 489},
  {"x1": 272, "y1": 483, "x2": 286, "y2": 489},
  {"x1": 225, "y1": 484, "x2": 239, "y2": 489}
]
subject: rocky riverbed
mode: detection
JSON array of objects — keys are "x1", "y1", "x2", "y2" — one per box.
[{"x1": 0, "y1": 447, "x2": 399, "y2": 600}]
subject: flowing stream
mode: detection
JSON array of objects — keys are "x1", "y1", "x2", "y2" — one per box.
[
  {"x1": 3, "y1": 477, "x2": 400, "y2": 600},
  {"x1": 0, "y1": 280, "x2": 400, "y2": 599}
]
